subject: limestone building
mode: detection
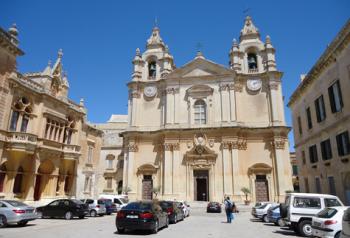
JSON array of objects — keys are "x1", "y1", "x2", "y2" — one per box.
[
  {"x1": 95, "y1": 115, "x2": 128, "y2": 195},
  {"x1": 288, "y1": 20, "x2": 350, "y2": 205},
  {"x1": 121, "y1": 16, "x2": 293, "y2": 203},
  {"x1": 0, "y1": 24, "x2": 102, "y2": 203}
]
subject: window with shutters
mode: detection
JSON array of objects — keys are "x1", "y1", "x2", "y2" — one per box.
[
  {"x1": 309, "y1": 145, "x2": 318, "y2": 163},
  {"x1": 336, "y1": 131, "x2": 350, "y2": 156},
  {"x1": 328, "y1": 80, "x2": 343, "y2": 113},
  {"x1": 306, "y1": 107, "x2": 313, "y2": 129},
  {"x1": 297, "y1": 116, "x2": 303, "y2": 135},
  {"x1": 315, "y1": 95, "x2": 326, "y2": 122},
  {"x1": 320, "y1": 139, "x2": 332, "y2": 160}
]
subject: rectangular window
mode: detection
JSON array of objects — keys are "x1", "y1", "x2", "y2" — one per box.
[
  {"x1": 304, "y1": 177, "x2": 310, "y2": 193},
  {"x1": 336, "y1": 131, "x2": 350, "y2": 156},
  {"x1": 107, "y1": 159, "x2": 113, "y2": 169},
  {"x1": 328, "y1": 176, "x2": 336, "y2": 195},
  {"x1": 306, "y1": 107, "x2": 313, "y2": 129},
  {"x1": 87, "y1": 147, "x2": 93, "y2": 163},
  {"x1": 320, "y1": 139, "x2": 333, "y2": 160},
  {"x1": 328, "y1": 80, "x2": 343, "y2": 113},
  {"x1": 309, "y1": 145, "x2": 318, "y2": 163},
  {"x1": 315, "y1": 95, "x2": 326, "y2": 122},
  {"x1": 9, "y1": 111, "x2": 19, "y2": 131},
  {"x1": 292, "y1": 165, "x2": 298, "y2": 176},
  {"x1": 315, "y1": 177, "x2": 321, "y2": 193},
  {"x1": 20, "y1": 115, "x2": 29, "y2": 132},
  {"x1": 293, "y1": 197, "x2": 321, "y2": 208},
  {"x1": 297, "y1": 116, "x2": 303, "y2": 135},
  {"x1": 302, "y1": 150, "x2": 306, "y2": 165}
]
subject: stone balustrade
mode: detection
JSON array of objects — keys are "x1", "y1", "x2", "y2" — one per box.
[{"x1": 6, "y1": 131, "x2": 38, "y2": 144}]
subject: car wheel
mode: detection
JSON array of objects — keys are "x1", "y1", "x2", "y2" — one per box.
[
  {"x1": 117, "y1": 228, "x2": 125, "y2": 234},
  {"x1": 79, "y1": 215, "x2": 85, "y2": 219},
  {"x1": 0, "y1": 215, "x2": 7, "y2": 228},
  {"x1": 277, "y1": 218, "x2": 286, "y2": 227},
  {"x1": 90, "y1": 210, "x2": 97, "y2": 217},
  {"x1": 334, "y1": 231, "x2": 341, "y2": 238},
  {"x1": 165, "y1": 217, "x2": 169, "y2": 228},
  {"x1": 106, "y1": 212, "x2": 111, "y2": 215},
  {"x1": 152, "y1": 220, "x2": 158, "y2": 234},
  {"x1": 298, "y1": 220, "x2": 312, "y2": 237},
  {"x1": 17, "y1": 221, "x2": 28, "y2": 227},
  {"x1": 263, "y1": 215, "x2": 269, "y2": 223},
  {"x1": 64, "y1": 211, "x2": 73, "y2": 220}
]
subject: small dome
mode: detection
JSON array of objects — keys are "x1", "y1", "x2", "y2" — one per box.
[{"x1": 8, "y1": 23, "x2": 18, "y2": 37}]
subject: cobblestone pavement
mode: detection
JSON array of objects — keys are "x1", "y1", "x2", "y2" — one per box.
[{"x1": 0, "y1": 206, "x2": 300, "y2": 238}]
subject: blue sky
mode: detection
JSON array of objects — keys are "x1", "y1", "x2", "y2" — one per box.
[{"x1": 2, "y1": 0, "x2": 349, "y2": 150}]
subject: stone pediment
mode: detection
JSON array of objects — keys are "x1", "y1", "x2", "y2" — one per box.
[{"x1": 167, "y1": 57, "x2": 233, "y2": 79}]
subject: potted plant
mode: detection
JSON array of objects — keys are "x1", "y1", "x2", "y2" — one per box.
[{"x1": 241, "y1": 187, "x2": 251, "y2": 205}]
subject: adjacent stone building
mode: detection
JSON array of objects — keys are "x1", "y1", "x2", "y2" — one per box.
[
  {"x1": 95, "y1": 115, "x2": 128, "y2": 195},
  {"x1": 121, "y1": 16, "x2": 293, "y2": 203},
  {"x1": 288, "y1": 20, "x2": 350, "y2": 205},
  {"x1": 0, "y1": 24, "x2": 102, "y2": 203}
]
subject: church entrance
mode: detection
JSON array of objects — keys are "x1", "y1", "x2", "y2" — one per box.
[
  {"x1": 194, "y1": 170, "x2": 209, "y2": 201},
  {"x1": 255, "y1": 175, "x2": 269, "y2": 202},
  {"x1": 142, "y1": 175, "x2": 153, "y2": 200}
]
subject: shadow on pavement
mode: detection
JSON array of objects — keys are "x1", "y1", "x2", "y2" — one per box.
[
  {"x1": 273, "y1": 229, "x2": 300, "y2": 237},
  {"x1": 3, "y1": 224, "x2": 36, "y2": 229}
]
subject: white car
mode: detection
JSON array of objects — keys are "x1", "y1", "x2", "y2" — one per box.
[
  {"x1": 280, "y1": 193, "x2": 344, "y2": 237},
  {"x1": 312, "y1": 206, "x2": 348, "y2": 238},
  {"x1": 251, "y1": 202, "x2": 279, "y2": 222},
  {"x1": 177, "y1": 201, "x2": 190, "y2": 217},
  {"x1": 341, "y1": 207, "x2": 350, "y2": 238}
]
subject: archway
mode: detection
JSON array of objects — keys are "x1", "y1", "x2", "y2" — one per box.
[
  {"x1": 34, "y1": 160, "x2": 55, "y2": 201},
  {"x1": 0, "y1": 163, "x2": 7, "y2": 193},
  {"x1": 13, "y1": 166, "x2": 23, "y2": 194}
]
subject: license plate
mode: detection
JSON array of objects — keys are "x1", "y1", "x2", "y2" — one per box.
[
  {"x1": 313, "y1": 222, "x2": 321, "y2": 227},
  {"x1": 26, "y1": 210, "x2": 34, "y2": 213},
  {"x1": 126, "y1": 215, "x2": 138, "y2": 219}
]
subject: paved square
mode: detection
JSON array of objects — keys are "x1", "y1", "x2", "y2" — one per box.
[{"x1": 0, "y1": 206, "x2": 299, "y2": 238}]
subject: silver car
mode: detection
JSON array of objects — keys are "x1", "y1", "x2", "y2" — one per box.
[
  {"x1": 80, "y1": 199, "x2": 106, "y2": 217},
  {"x1": 0, "y1": 200, "x2": 37, "y2": 227}
]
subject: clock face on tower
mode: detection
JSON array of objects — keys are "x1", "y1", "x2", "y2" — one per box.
[
  {"x1": 143, "y1": 85, "x2": 157, "y2": 98},
  {"x1": 247, "y1": 78, "x2": 262, "y2": 91}
]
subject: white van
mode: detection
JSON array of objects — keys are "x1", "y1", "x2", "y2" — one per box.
[
  {"x1": 280, "y1": 193, "x2": 344, "y2": 237},
  {"x1": 98, "y1": 194, "x2": 128, "y2": 211}
]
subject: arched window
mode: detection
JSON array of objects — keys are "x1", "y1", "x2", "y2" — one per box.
[
  {"x1": 0, "y1": 163, "x2": 7, "y2": 192},
  {"x1": 148, "y1": 61, "x2": 156, "y2": 78},
  {"x1": 13, "y1": 166, "x2": 23, "y2": 194},
  {"x1": 9, "y1": 97, "x2": 32, "y2": 132},
  {"x1": 247, "y1": 53, "x2": 258, "y2": 70},
  {"x1": 194, "y1": 100, "x2": 207, "y2": 125}
]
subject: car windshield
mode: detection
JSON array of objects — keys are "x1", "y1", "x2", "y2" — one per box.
[
  {"x1": 285, "y1": 195, "x2": 291, "y2": 206},
  {"x1": 258, "y1": 204, "x2": 268, "y2": 209},
  {"x1": 4, "y1": 200, "x2": 28, "y2": 207},
  {"x1": 124, "y1": 202, "x2": 152, "y2": 210},
  {"x1": 317, "y1": 208, "x2": 337, "y2": 218},
  {"x1": 72, "y1": 199, "x2": 84, "y2": 205},
  {"x1": 324, "y1": 198, "x2": 342, "y2": 207},
  {"x1": 119, "y1": 198, "x2": 128, "y2": 204}
]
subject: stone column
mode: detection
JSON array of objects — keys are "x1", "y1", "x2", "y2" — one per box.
[
  {"x1": 221, "y1": 141, "x2": 232, "y2": 196},
  {"x1": 249, "y1": 174, "x2": 256, "y2": 203},
  {"x1": 126, "y1": 143, "x2": 138, "y2": 200},
  {"x1": 173, "y1": 88, "x2": 179, "y2": 124},
  {"x1": 130, "y1": 89, "x2": 140, "y2": 126},
  {"x1": 172, "y1": 143, "x2": 180, "y2": 198},
  {"x1": 122, "y1": 152, "x2": 128, "y2": 191},
  {"x1": 228, "y1": 84, "x2": 236, "y2": 122},
  {"x1": 231, "y1": 142, "x2": 241, "y2": 197},
  {"x1": 163, "y1": 143, "x2": 173, "y2": 198},
  {"x1": 165, "y1": 88, "x2": 174, "y2": 125},
  {"x1": 271, "y1": 137, "x2": 287, "y2": 201},
  {"x1": 269, "y1": 80, "x2": 280, "y2": 125},
  {"x1": 219, "y1": 85, "x2": 230, "y2": 122},
  {"x1": 210, "y1": 164, "x2": 215, "y2": 201}
]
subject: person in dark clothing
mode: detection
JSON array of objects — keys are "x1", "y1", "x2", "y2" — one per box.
[{"x1": 224, "y1": 196, "x2": 234, "y2": 223}]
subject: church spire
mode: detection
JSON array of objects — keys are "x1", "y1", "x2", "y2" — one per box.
[
  {"x1": 240, "y1": 16, "x2": 260, "y2": 42},
  {"x1": 146, "y1": 26, "x2": 165, "y2": 50}
]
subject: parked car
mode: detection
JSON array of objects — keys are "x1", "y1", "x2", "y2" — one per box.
[
  {"x1": 252, "y1": 202, "x2": 278, "y2": 222},
  {"x1": 159, "y1": 201, "x2": 184, "y2": 224},
  {"x1": 312, "y1": 206, "x2": 348, "y2": 238},
  {"x1": 267, "y1": 204, "x2": 285, "y2": 226},
  {"x1": 80, "y1": 199, "x2": 106, "y2": 217},
  {"x1": 99, "y1": 194, "x2": 129, "y2": 211},
  {"x1": 341, "y1": 207, "x2": 350, "y2": 238},
  {"x1": 112, "y1": 197, "x2": 128, "y2": 211},
  {"x1": 0, "y1": 200, "x2": 37, "y2": 227},
  {"x1": 177, "y1": 200, "x2": 190, "y2": 217},
  {"x1": 254, "y1": 201, "x2": 270, "y2": 208},
  {"x1": 280, "y1": 193, "x2": 344, "y2": 237},
  {"x1": 207, "y1": 202, "x2": 222, "y2": 213},
  {"x1": 115, "y1": 200, "x2": 168, "y2": 234},
  {"x1": 36, "y1": 199, "x2": 89, "y2": 220},
  {"x1": 98, "y1": 198, "x2": 117, "y2": 215}
]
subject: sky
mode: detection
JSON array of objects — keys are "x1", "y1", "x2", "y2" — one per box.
[{"x1": 2, "y1": 0, "x2": 350, "y2": 151}]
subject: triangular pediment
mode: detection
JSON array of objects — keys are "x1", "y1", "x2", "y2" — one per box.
[{"x1": 167, "y1": 57, "x2": 233, "y2": 79}]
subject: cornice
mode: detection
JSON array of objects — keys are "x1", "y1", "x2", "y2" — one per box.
[{"x1": 288, "y1": 19, "x2": 350, "y2": 107}]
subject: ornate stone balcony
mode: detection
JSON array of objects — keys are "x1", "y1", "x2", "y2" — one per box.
[
  {"x1": 62, "y1": 144, "x2": 81, "y2": 159},
  {"x1": 5, "y1": 131, "x2": 38, "y2": 153}
]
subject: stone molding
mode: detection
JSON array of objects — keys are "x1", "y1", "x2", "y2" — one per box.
[
  {"x1": 220, "y1": 138, "x2": 247, "y2": 150},
  {"x1": 164, "y1": 142, "x2": 179, "y2": 151},
  {"x1": 165, "y1": 87, "x2": 179, "y2": 95},
  {"x1": 270, "y1": 137, "x2": 287, "y2": 150},
  {"x1": 127, "y1": 144, "x2": 138, "y2": 152},
  {"x1": 269, "y1": 81, "x2": 280, "y2": 90},
  {"x1": 129, "y1": 90, "x2": 141, "y2": 98}
]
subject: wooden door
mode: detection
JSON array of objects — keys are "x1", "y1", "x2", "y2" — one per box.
[
  {"x1": 142, "y1": 176, "x2": 153, "y2": 200},
  {"x1": 255, "y1": 175, "x2": 269, "y2": 202}
]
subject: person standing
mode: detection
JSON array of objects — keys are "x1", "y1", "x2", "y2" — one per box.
[{"x1": 224, "y1": 196, "x2": 234, "y2": 223}]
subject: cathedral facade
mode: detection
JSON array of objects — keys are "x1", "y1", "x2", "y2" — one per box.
[{"x1": 121, "y1": 16, "x2": 293, "y2": 203}]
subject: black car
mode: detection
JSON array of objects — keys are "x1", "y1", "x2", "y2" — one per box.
[
  {"x1": 36, "y1": 199, "x2": 89, "y2": 220},
  {"x1": 159, "y1": 201, "x2": 185, "y2": 224},
  {"x1": 116, "y1": 201, "x2": 168, "y2": 234},
  {"x1": 207, "y1": 202, "x2": 222, "y2": 213}
]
